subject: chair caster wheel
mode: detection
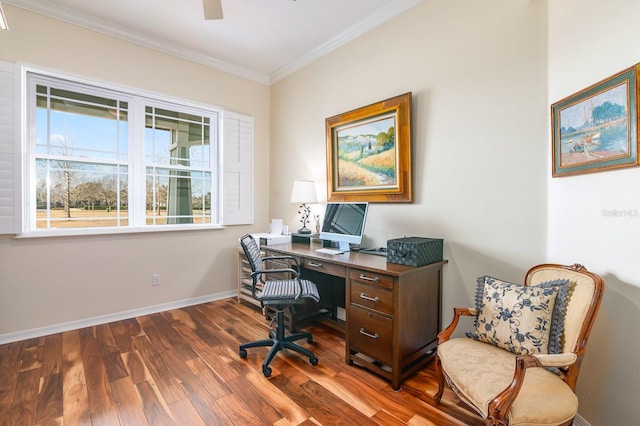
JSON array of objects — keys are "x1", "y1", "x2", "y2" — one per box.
[
  {"x1": 262, "y1": 365, "x2": 272, "y2": 377},
  {"x1": 239, "y1": 349, "x2": 247, "y2": 358},
  {"x1": 307, "y1": 336, "x2": 313, "y2": 344},
  {"x1": 310, "y1": 356, "x2": 318, "y2": 366}
]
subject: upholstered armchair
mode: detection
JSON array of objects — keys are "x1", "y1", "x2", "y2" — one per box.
[{"x1": 434, "y1": 264, "x2": 604, "y2": 426}]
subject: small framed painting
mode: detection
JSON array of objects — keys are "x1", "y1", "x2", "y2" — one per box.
[
  {"x1": 551, "y1": 64, "x2": 640, "y2": 177},
  {"x1": 325, "y1": 92, "x2": 412, "y2": 202}
]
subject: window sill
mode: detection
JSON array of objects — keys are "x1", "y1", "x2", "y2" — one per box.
[{"x1": 15, "y1": 224, "x2": 225, "y2": 239}]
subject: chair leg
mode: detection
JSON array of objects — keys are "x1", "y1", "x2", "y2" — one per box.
[
  {"x1": 238, "y1": 307, "x2": 318, "y2": 377},
  {"x1": 434, "y1": 354, "x2": 445, "y2": 403}
]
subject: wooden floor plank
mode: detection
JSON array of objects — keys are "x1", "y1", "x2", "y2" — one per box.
[
  {"x1": 165, "y1": 398, "x2": 207, "y2": 426},
  {"x1": 120, "y1": 351, "x2": 151, "y2": 385},
  {"x1": 78, "y1": 328, "x2": 120, "y2": 426},
  {"x1": 185, "y1": 356, "x2": 231, "y2": 400},
  {"x1": 216, "y1": 393, "x2": 267, "y2": 425},
  {"x1": 177, "y1": 378, "x2": 232, "y2": 425},
  {"x1": 35, "y1": 372, "x2": 63, "y2": 425},
  {"x1": 130, "y1": 335, "x2": 185, "y2": 405},
  {"x1": 223, "y1": 374, "x2": 284, "y2": 424},
  {"x1": 0, "y1": 363, "x2": 20, "y2": 422},
  {"x1": 109, "y1": 377, "x2": 148, "y2": 425},
  {"x1": 136, "y1": 380, "x2": 177, "y2": 425},
  {"x1": 61, "y1": 335, "x2": 91, "y2": 426},
  {"x1": 6, "y1": 367, "x2": 40, "y2": 425},
  {"x1": 0, "y1": 298, "x2": 483, "y2": 425},
  {"x1": 109, "y1": 318, "x2": 142, "y2": 354},
  {"x1": 0, "y1": 340, "x2": 24, "y2": 366}
]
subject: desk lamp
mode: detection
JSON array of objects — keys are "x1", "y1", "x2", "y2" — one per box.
[{"x1": 290, "y1": 180, "x2": 317, "y2": 234}]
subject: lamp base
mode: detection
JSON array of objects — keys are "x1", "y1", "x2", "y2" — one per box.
[{"x1": 296, "y1": 226, "x2": 312, "y2": 234}]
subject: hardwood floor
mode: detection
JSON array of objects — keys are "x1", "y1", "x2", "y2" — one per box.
[{"x1": 0, "y1": 298, "x2": 483, "y2": 425}]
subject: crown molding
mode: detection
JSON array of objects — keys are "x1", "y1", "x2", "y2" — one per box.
[
  {"x1": 5, "y1": 0, "x2": 423, "y2": 86},
  {"x1": 4, "y1": 0, "x2": 270, "y2": 84},
  {"x1": 269, "y1": 0, "x2": 424, "y2": 84}
]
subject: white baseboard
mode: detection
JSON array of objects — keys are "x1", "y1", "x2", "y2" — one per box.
[
  {"x1": 0, "y1": 290, "x2": 237, "y2": 345},
  {"x1": 574, "y1": 413, "x2": 591, "y2": 426}
]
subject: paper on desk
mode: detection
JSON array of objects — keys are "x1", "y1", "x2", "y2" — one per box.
[{"x1": 270, "y1": 218, "x2": 283, "y2": 236}]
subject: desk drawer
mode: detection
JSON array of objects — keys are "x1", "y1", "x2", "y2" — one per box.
[
  {"x1": 302, "y1": 258, "x2": 346, "y2": 278},
  {"x1": 350, "y1": 282, "x2": 392, "y2": 315},
  {"x1": 349, "y1": 305, "x2": 392, "y2": 365},
  {"x1": 349, "y1": 269, "x2": 393, "y2": 290}
]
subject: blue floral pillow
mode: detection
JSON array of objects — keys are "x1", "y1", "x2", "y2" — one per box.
[{"x1": 466, "y1": 276, "x2": 571, "y2": 355}]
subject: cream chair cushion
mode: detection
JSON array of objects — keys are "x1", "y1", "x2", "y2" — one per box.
[
  {"x1": 438, "y1": 338, "x2": 578, "y2": 426},
  {"x1": 527, "y1": 267, "x2": 595, "y2": 354}
]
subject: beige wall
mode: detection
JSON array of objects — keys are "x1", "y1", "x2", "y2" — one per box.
[
  {"x1": 548, "y1": 0, "x2": 640, "y2": 424},
  {"x1": 269, "y1": 0, "x2": 638, "y2": 423},
  {"x1": 2, "y1": 0, "x2": 636, "y2": 423},
  {"x1": 271, "y1": 0, "x2": 548, "y2": 328},
  {"x1": 0, "y1": 7, "x2": 270, "y2": 336}
]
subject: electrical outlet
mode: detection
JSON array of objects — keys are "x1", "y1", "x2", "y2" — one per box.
[{"x1": 151, "y1": 274, "x2": 160, "y2": 286}]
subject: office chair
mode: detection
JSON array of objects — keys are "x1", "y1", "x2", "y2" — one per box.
[{"x1": 238, "y1": 234, "x2": 320, "y2": 377}]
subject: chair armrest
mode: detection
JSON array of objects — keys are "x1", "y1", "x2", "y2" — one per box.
[
  {"x1": 533, "y1": 352, "x2": 578, "y2": 368},
  {"x1": 250, "y1": 268, "x2": 300, "y2": 280},
  {"x1": 263, "y1": 255, "x2": 301, "y2": 273},
  {"x1": 486, "y1": 352, "x2": 578, "y2": 423},
  {"x1": 437, "y1": 307, "x2": 477, "y2": 343},
  {"x1": 250, "y1": 268, "x2": 304, "y2": 299}
]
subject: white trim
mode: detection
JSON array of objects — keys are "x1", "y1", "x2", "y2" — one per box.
[
  {"x1": 574, "y1": 413, "x2": 591, "y2": 426},
  {"x1": 269, "y1": 0, "x2": 424, "y2": 83},
  {"x1": 5, "y1": 0, "x2": 424, "y2": 85},
  {"x1": 5, "y1": 0, "x2": 268, "y2": 84},
  {"x1": 0, "y1": 61, "x2": 15, "y2": 233},
  {"x1": 17, "y1": 64, "x2": 227, "y2": 236},
  {"x1": 18, "y1": 62, "x2": 225, "y2": 116},
  {"x1": 0, "y1": 290, "x2": 238, "y2": 345},
  {"x1": 4, "y1": 0, "x2": 269, "y2": 84},
  {"x1": 221, "y1": 111, "x2": 254, "y2": 225},
  {"x1": 15, "y1": 223, "x2": 224, "y2": 239}
]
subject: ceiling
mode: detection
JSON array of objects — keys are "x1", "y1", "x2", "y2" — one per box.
[{"x1": 4, "y1": 0, "x2": 423, "y2": 84}]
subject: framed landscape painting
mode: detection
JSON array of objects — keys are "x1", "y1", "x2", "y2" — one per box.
[
  {"x1": 325, "y1": 92, "x2": 412, "y2": 202},
  {"x1": 551, "y1": 64, "x2": 640, "y2": 177}
]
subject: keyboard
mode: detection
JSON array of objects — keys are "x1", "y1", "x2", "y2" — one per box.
[{"x1": 315, "y1": 248, "x2": 344, "y2": 255}]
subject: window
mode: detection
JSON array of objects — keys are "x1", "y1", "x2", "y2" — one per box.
[
  {"x1": 33, "y1": 82, "x2": 132, "y2": 229},
  {"x1": 144, "y1": 106, "x2": 213, "y2": 226},
  {"x1": 26, "y1": 73, "x2": 221, "y2": 233},
  {"x1": 0, "y1": 64, "x2": 254, "y2": 235},
  {"x1": 3, "y1": 67, "x2": 255, "y2": 236}
]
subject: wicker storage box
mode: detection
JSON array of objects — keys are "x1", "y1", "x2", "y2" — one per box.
[{"x1": 386, "y1": 237, "x2": 443, "y2": 267}]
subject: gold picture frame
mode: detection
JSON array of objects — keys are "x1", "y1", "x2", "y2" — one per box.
[{"x1": 325, "y1": 92, "x2": 412, "y2": 202}]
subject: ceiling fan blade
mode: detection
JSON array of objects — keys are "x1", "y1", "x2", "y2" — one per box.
[{"x1": 203, "y1": 0, "x2": 223, "y2": 20}]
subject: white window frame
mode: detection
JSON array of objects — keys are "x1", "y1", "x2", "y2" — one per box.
[{"x1": 3, "y1": 64, "x2": 253, "y2": 238}]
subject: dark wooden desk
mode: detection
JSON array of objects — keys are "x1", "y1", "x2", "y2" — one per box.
[{"x1": 260, "y1": 243, "x2": 447, "y2": 390}]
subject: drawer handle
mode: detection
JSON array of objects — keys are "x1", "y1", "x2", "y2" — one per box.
[
  {"x1": 359, "y1": 293, "x2": 380, "y2": 303},
  {"x1": 359, "y1": 328, "x2": 379, "y2": 339},
  {"x1": 359, "y1": 273, "x2": 380, "y2": 282},
  {"x1": 307, "y1": 261, "x2": 323, "y2": 268}
]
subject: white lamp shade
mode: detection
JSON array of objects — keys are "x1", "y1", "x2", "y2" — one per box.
[{"x1": 290, "y1": 180, "x2": 318, "y2": 204}]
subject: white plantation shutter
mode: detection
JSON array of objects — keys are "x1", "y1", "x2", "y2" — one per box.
[
  {"x1": 222, "y1": 111, "x2": 254, "y2": 225},
  {"x1": 0, "y1": 62, "x2": 17, "y2": 234}
]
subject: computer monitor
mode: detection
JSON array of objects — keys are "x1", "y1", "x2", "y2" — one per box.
[{"x1": 319, "y1": 202, "x2": 369, "y2": 252}]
